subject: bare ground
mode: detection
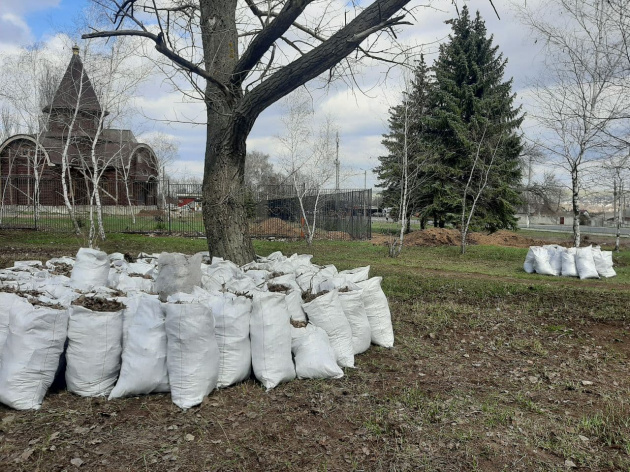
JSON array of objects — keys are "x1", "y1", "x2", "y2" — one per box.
[{"x1": 0, "y1": 232, "x2": 629, "y2": 471}]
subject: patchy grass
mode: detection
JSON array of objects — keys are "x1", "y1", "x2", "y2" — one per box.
[{"x1": 0, "y1": 231, "x2": 629, "y2": 471}]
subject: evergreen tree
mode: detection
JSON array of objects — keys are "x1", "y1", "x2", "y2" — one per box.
[
  {"x1": 375, "y1": 55, "x2": 434, "y2": 230},
  {"x1": 424, "y1": 6, "x2": 523, "y2": 231}
]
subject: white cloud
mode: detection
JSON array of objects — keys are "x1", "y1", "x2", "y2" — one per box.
[
  {"x1": 0, "y1": 0, "x2": 60, "y2": 15},
  {"x1": 0, "y1": 13, "x2": 31, "y2": 45},
  {"x1": 0, "y1": 0, "x2": 60, "y2": 47}
]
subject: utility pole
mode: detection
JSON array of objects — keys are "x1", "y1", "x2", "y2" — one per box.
[{"x1": 335, "y1": 131, "x2": 340, "y2": 191}]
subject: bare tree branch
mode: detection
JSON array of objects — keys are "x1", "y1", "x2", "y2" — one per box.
[
  {"x1": 232, "y1": 0, "x2": 317, "y2": 87},
  {"x1": 82, "y1": 29, "x2": 230, "y2": 97}
]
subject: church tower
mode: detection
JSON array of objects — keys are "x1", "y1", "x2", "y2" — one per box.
[{"x1": 42, "y1": 46, "x2": 106, "y2": 138}]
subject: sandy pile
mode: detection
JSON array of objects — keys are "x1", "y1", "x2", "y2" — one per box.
[{"x1": 375, "y1": 228, "x2": 542, "y2": 248}]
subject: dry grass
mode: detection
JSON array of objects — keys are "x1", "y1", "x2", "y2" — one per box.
[{"x1": 0, "y1": 232, "x2": 629, "y2": 471}]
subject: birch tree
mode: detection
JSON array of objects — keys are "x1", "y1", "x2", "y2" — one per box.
[
  {"x1": 376, "y1": 58, "x2": 433, "y2": 257},
  {"x1": 597, "y1": 154, "x2": 630, "y2": 251},
  {"x1": 82, "y1": 0, "x2": 443, "y2": 264},
  {"x1": 459, "y1": 126, "x2": 504, "y2": 254},
  {"x1": 76, "y1": 36, "x2": 152, "y2": 246},
  {"x1": 517, "y1": 0, "x2": 630, "y2": 247},
  {"x1": 277, "y1": 92, "x2": 337, "y2": 246}
]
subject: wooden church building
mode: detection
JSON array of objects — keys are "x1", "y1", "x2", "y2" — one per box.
[{"x1": 0, "y1": 46, "x2": 159, "y2": 206}]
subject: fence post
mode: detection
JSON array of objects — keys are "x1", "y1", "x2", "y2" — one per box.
[{"x1": 167, "y1": 179, "x2": 172, "y2": 234}]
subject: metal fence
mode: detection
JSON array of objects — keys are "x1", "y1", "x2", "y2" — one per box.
[
  {"x1": 249, "y1": 185, "x2": 371, "y2": 240},
  {"x1": 0, "y1": 177, "x2": 371, "y2": 241}
]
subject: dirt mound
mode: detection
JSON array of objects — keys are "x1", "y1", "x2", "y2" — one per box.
[
  {"x1": 249, "y1": 219, "x2": 352, "y2": 240},
  {"x1": 468, "y1": 230, "x2": 539, "y2": 248},
  {"x1": 403, "y1": 228, "x2": 463, "y2": 247},
  {"x1": 375, "y1": 228, "x2": 542, "y2": 248}
]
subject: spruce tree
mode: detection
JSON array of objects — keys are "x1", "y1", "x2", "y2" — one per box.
[{"x1": 424, "y1": 6, "x2": 523, "y2": 231}]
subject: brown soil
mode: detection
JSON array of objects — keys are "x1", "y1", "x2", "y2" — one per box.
[
  {"x1": 373, "y1": 228, "x2": 544, "y2": 248},
  {"x1": 0, "y1": 238, "x2": 629, "y2": 471},
  {"x1": 267, "y1": 283, "x2": 291, "y2": 293},
  {"x1": 49, "y1": 263, "x2": 73, "y2": 277},
  {"x1": 372, "y1": 228, "x2": 630, "y2": 250},
  {"x1": 0, "y1": 286, "x2": 64, "y2": 309},
  {"x1": 250, "y1": 219, "x2": 352, "y2": 241},
  {"x1": 72, "y1": 296, "x2": 126, "y2": 312},
  {"x1": 301, "y1": 289, "x2": 328, "y2": 303},
  {"x1": 0, "y1": 285, "x2": 40, "y2": 297}
]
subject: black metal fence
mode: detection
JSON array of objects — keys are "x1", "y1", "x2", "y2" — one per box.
[{"x1": 0, "y1": 177, "x2": 371, "y2": 241}]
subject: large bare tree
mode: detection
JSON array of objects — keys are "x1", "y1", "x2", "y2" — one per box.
[
  {"x1": 517, "y1": 0, "x2": 630, "y2": 247},
  {"x1": 82, "y1": 0, "x2": 428, "y2": 264}
]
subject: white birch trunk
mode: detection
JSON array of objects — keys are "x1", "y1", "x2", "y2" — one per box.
[
  {"x1": 571, "y1": 167, "x2": 580, "y2": 248},
  {"x1": 58, "y1": 75, "x2": 84, "y2": 235},
  {"x1": 395, "y1": 105, "x2": 410, "y2": 258},
  {"x1": 615, "y1": 178, "x2": 621, "y2": 252}
]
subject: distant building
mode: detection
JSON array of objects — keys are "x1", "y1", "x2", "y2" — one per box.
[{"x1": 0, "y1": 46, "x2": 158, "y2": 206}]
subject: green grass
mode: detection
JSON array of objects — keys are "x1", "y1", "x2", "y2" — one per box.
[
  {"x1": 1, "y1": 230, "x2": 630, "y2": 470},
  {"x1": 2, "y1": 230, "x2": 628, "y2": 285},
  {"x1": 255, "y1": 238, "x2": 630, "y2": 284}
]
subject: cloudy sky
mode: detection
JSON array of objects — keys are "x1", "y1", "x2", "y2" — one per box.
[{"x1": 0, "y1": 0, "x2": 546, "y2": 188}]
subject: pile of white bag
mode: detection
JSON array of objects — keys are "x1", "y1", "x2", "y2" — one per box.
[
  {"x1": 0, "y1": 248, "x2": 394, "y2": 410},
  {"x1": 523, "y1": 244, "x2": 616, "y2": 279}
]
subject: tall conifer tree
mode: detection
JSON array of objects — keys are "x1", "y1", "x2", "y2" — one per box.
[{"x1": 425, "y1": 6, "x2": 523, "y2": 231}]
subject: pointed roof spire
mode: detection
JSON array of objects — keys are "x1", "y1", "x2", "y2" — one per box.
[{"x1": 43, "y1": 46, "x2": 102, "y2": 114}]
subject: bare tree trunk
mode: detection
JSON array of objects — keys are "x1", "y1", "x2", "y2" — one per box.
[
  {"x1": 125, "y1": 179, "x2": 136, "y2": 225},
  {"x1": 307, "y1": 190, "x2": 323, "y2": 246},
  {"x1": 394, "y1": 121, "x2": 410, "y2": 257},
  {"x1": 32, "y1": 161, "x2": 40, "y2": 230},
  {"x1": 461, "y1": 130, "x2": 501, "y2": 254},
  {"x1": 615, "y1": 178, "x2": 621, "y2": 252},
  {"x1": 93, "y1": 183, "x2": 106, "y2": 241},
  {"x1": 293, "y1": 176, "x2": 314, "y2": 246},
  {"x1": 58, "y1": 76, "x2": 84, "y2": 236},
  {"x1": 526, "y1": 153, "x2": 533, "y2": 228},
  {"x1": 571, "y1": 167, "x2": 580, "y2": 247},
  {"x1": 201, "y1": 114, "x2": 255, "y2": 265},
  {"x1": 60, "y1": 153, "x2": 80, "y2": 233}
]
